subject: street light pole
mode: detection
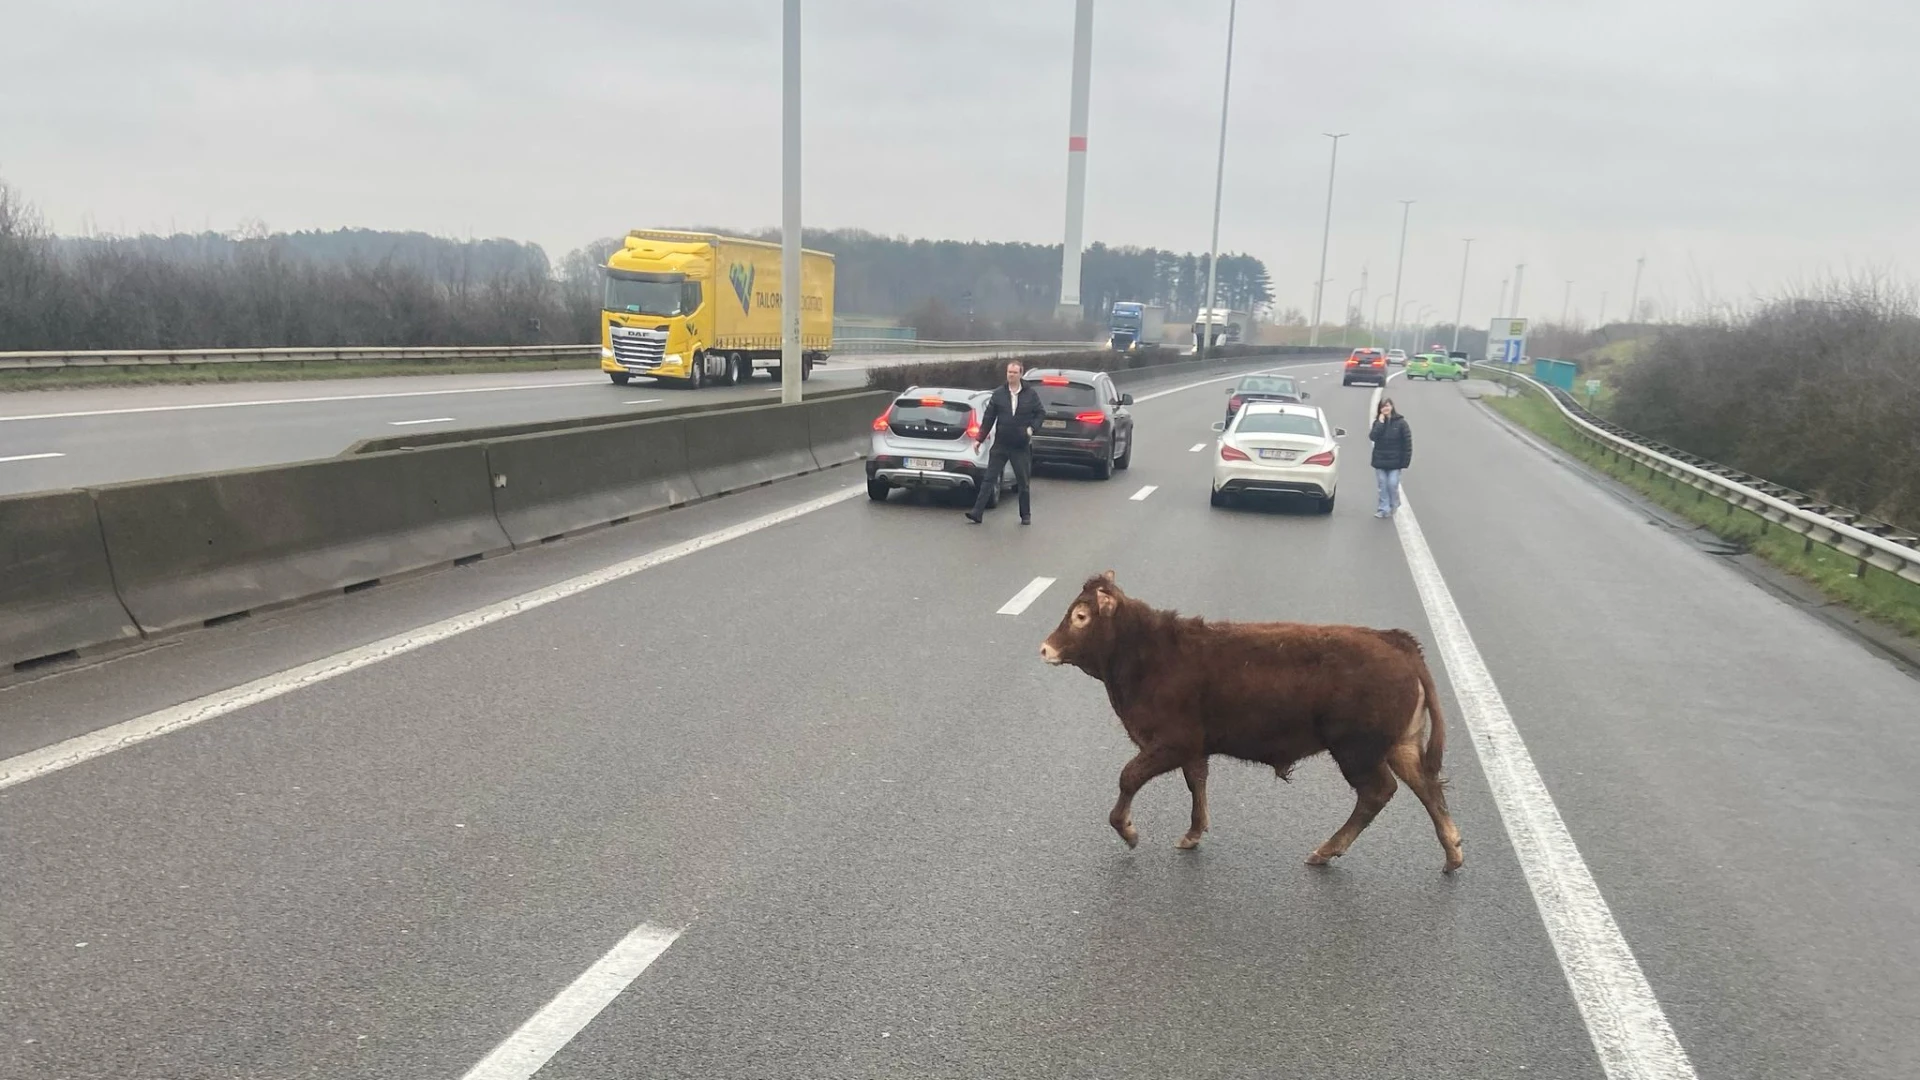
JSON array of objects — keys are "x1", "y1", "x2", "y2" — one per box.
[
  {"x1": 779, "y1": 0, "x2": 803, "y2": 404},
  {"x1": 1387, "y1": 199, "x2": 1413, "y2": 353},
  {"x1": 1308, "y1": 131, "x2": 1347, "y2": 347},
  {"x1": 1199, "y1": 0, "x2": 1237, "y2": 362},
  {"x1": 1561, "y1": 279, "x2": 1573, "y2": 328},
  {"x1": 1451, "y1": 237, "x2": 1472, "y2": 353},
  {"x1": 1371, "y1": 294, "x2": 1391, "y2": 347}
]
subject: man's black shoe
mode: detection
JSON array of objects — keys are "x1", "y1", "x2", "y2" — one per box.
[
  {"x1": 1020, "y1": 516, "x2": 1031, "y2": 525},
  {"x1": 965, "y1": 511, "x2": 983, "y2": 524}
]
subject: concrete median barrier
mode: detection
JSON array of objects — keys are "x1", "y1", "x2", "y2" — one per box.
[
  {"x1": 1, "y1": 490, "x2": 140, "y2": 668},
  {"x1": 487, "y1": 416, "x2": 698, "y2": 546},
  {"x1": 682, "y1": 401, "x2": 820, "y2": 498},
  {"x1": 93, "y1": 446, "x2": 511, "y2": 634},
  {"x1": 807, "y1": 390, "x2": 891, "y2": 468}
]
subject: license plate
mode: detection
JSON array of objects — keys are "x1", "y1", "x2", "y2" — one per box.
[
  {"x1": 1042, "y1": 419, "x2": 1067, "y2": 429},
  {"x1": 905, "y1": 457, "x2": 945, "y2": 471},
  {"x1": 1258, "y1": 449, "x2": 1297, "y2": 461}
]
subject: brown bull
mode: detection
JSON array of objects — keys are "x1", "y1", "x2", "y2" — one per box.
[{"x1": 1039, "y1": 571, "x2": 1464, "y2": 873}]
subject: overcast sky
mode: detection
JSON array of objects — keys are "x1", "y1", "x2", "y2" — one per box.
[{"x1": 5, "y1": 0, "x2": 1917, "y2": 326}]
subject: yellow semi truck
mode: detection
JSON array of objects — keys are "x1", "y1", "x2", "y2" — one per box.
[{"x1": 600, "y1": 230, "x2": 834, "y2": 388}]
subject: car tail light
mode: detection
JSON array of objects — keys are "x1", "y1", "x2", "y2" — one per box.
[
  {"x1": 965, "y1": 409, "x2": 982, "y2": 441},
  {"x1": 871, "y1": 409, "x2": 891, "y2": 431},
  {"x1": 1345, "y1": 358, "x2": 1358, "y2": 366},
  {"x1": 1228, "y1": 395, "x2": 1244, "y2": 411},
  {"x1": 1303, "y1": 450, "x2": 1335, "y2": 467},
  {"x1": 1220, "y1": 443, "x2": 1250, "y2": 462},
  {"x1": 1372, "y1": 359, "x2": 1385, "y2": 367},
  {"x1": 1041, "y1": 376, "x2": 1069, "y2": 386},
  {"x1": 1075, "y1": 410, "x2": 1107, "y2": 424}
]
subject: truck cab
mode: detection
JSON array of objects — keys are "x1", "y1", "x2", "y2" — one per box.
[{"x1": 1108, "y1": 302, "x2": 1145, "y2": 351}]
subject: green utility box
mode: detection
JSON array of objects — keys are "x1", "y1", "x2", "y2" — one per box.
[{"x1": 1532, "y1": 357, "x2": 1578, "y2": 392}]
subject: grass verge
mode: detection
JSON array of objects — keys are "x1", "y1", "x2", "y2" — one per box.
[
  {"x1": 1481, "y1": 375, "x2": 1920, "y2": 640},
  {"x1": 0, "y1": 356, "x2": 604, "y2": 391}
]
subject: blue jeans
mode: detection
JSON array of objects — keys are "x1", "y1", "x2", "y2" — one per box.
[{"x1": 1375, "y1": 468, "x2": 1403, "y2": 516}]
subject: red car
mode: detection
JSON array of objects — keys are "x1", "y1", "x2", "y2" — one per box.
[{"x1": 1342, "y1": 348, "x2": 1388, "y2": 387}]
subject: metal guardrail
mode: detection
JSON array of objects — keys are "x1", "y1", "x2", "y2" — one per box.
[
  {"x1": 0, "y1": 344, "x2": 596, "y2": 371},
  {"x1": 1480, "y1": 364, "x2": 1920, "y2": 586},
  {"x1": 0, "y1": 339, "x2": 1122, "y2": 370}
]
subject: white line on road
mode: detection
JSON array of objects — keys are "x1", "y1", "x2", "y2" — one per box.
[
  {"x1": 996, "y1": 577, "x2": 1057, "y2": 615},
  {"x1": 1129, "y1": 485, "x2": 1158, "y2": 501},
  {"x1": 622, "y1": 399, "x2": 663, "y2": 405},
  {"x1": 1393, "y1": 496, "x2": 1697, "y2": 1080},
  {"x1": 0, "y1": 484, "x2": 866, "y2": 793},
  {"x1": 1187, "y1": 443, "x2": 1206, "y2": 453},
  {"x1": 387, "y1": 417, "x2": 454, "y2": 426},
  {"x1": 460, "y1": 923, "x2": 681, "y2": 1080},
  {"x1": 0, "y1": 380, "x2": 603, "y2": 424},
  {"x1": 0, "y1": 452, "x2": 64, "y2": 464}
]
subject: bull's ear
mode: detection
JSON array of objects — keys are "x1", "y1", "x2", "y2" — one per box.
[
  {"x1": 1095, "y1": 588, "x2": 1118, "y2": 616},
  {"x1": 1099, "y1": 569, "x2": 1116, "y2": 583}
]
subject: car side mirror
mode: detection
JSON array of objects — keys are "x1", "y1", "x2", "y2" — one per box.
[
  {"x1": 1300, "y1": 391, "x2": 1311, "y2": 400},
  {"x1": 1210, "y1": 421, "x2": 1226, "y2": 433},
  {"x1": 1334, "y1": 427, "x2": 1348, "y2": 438},
  {"x1": 1120, "y1": 393, "x2": 1133, "y2": 406}
]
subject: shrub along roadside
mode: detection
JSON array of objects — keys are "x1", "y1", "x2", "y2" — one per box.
[
  {"x1": 863, "y1": 344, "x2": 1297, "y2": 393},
  {"x1": 1479, "y1": 370, "x2": 1920, "y2": 640}
]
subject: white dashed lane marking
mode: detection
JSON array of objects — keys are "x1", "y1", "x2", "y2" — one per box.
[
  {"x1": 996, "y1": 577, "x2": 1057, "y2": 616},
  {"x1": 1188, "y1": 443, "x2": 1206, "y2": 453},
  {"x1": 1130, "y1": 485, "x2": 1158, "y2": 501}
]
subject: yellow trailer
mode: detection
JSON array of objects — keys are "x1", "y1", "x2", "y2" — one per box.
[{"x1": 600, "y1": 230, "x2": 834, "y2": 388}]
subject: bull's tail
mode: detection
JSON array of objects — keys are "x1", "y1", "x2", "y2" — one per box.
[
  {"x1": 1415, "y1": 657, "x2": 1446, "y2": 781},
  {"x1": 1374, "y1": 628, "x2": 1446, "y2": 781}
]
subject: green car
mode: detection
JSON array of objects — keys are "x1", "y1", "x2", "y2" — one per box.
[{"x1": 1406, "y1": 352, "x2": 1467, "y2": 380}]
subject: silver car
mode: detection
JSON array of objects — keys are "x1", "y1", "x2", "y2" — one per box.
[{"x1": 866, "y1": 385, "x2": 1013, "y2": 505}]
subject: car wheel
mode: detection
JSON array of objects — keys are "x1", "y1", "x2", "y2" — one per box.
[
  {"x1": 1115, "y1": 434, "x2": 1132, "y2": 470},
  {"x1": 1092, "y1": 444, "x2": 1115, "y2": 480},
  {"x1": 867, "y1": 478, "x2": 890, "y2": 502},
  {"x1": 686, "y1": 353, "x2": 706, "y2": 390},
  {"x1": 609, "y1": 372, "x2": 631, "y2": 385}
]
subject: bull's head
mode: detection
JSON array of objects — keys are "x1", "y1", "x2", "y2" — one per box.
[{"x1": 1039, "y1": 570, "x2": 1124, "y2": 672}]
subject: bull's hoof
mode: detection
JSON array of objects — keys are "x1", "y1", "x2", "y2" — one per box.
[
  {"x1": 1115, "y1": 825, "x2": 1140, "y2": 849},
  {"x1": 1175, "y1": 833, "x2": 1203, "y2": 850},
  {"x1": 1443, "y1": 853, "x2": 1465, "y2": 874},
  {"x1": 1305, "y1": 848, "x2": 1341, "y2": 866}
]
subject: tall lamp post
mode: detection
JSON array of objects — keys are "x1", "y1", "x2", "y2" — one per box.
[
  {"x1": 1199, "y1": 0, "x2": 1238, "y2": 362},
  {"x1": 1308, "y1": 132, "x2": 1348, "y2": 346}
]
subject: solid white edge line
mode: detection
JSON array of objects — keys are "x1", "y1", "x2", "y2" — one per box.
[
  {"x1": 0, "y1": 452, "x2": 65, "y2": 464},
  {"x1": 459, "y1": 923, "x2": 682, "y2": 1080},
  {"x1": 1129, "y1": 485, "x2": 1158, "y2": 501},
  {"x1": 0, "y1": 379, "x2": 603, "y2": 424},
  {"x1": 1391, "y1": 511, "x2": 1696, "y2": 1069},
  {"x1": 387, "y1": 417, "x2": 455, "y2": 426},
  {"x1": 0, "y1": 485, "x2": 865, "y2": 792},
  {"x1": 996, "y1": 576, "x2": 1057, "y2": 616}
]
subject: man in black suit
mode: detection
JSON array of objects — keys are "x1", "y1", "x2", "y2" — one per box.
[{"x1": 967, "y1": 360, "x2": 1044, "y2": 524}]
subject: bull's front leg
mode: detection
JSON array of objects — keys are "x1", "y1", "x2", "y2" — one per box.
[
  {"x1": 1109, "y1": 747, "x2": 1185, "y2": 849},
  {"x1": 1175, "y1": 753, "x2": 1205, "y2": 845}
]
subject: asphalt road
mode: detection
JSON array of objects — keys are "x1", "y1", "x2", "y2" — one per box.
[
  {"x1": 0, "y1": 347, "x2": 1072, "y2": 497},
  {"x1": 2, "y1": 360, "x2": 1916, "y2": 1079}
]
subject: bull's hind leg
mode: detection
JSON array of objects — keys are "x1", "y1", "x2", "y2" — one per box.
[
  {"x1": 1387, "y1": 741, "x2": 1465, "y2": 873},
  {"x1": 1306, "y1": 761, "x2": 1397, "y2": 866},
  {"x1": 1175, "y1": 757, "x2": 1210, "y2": 850},
  {"x1": 1110, "y1": 746, "x2": 1186, "y2": 849}
]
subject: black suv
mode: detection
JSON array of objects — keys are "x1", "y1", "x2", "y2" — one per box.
[{"x1": 1023, "y1": 368, "x2": 1135, "y2": 480}]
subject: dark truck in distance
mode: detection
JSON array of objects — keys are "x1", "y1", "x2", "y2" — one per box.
[{"x1": 1224, "y1": 373, "x2": 1309, "y2": 425}]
